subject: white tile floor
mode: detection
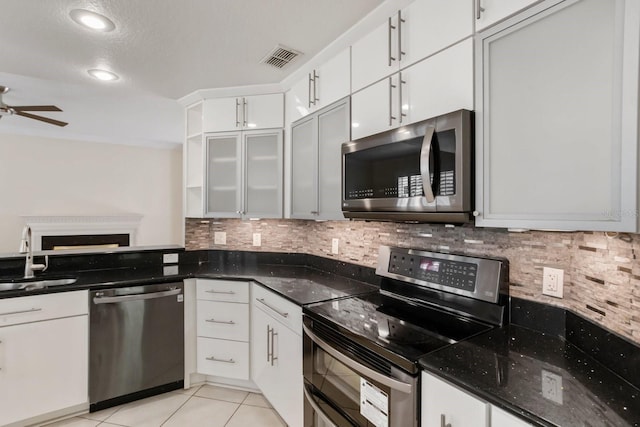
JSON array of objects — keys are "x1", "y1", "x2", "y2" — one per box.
[{"x1": 41, "y1": 385, "x2": 287, "y2": 427}]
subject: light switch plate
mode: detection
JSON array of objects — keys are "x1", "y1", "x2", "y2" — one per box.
[{"x1": 214, "y1": 232, "x2": 227, "y2": 245}]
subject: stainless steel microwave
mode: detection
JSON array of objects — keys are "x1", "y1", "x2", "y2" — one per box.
[{"x1": 342, "y1": 109, "x2": 473, "y2": 223}]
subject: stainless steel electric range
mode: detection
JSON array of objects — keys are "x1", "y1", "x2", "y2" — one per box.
[{"x1": 302, "y1": 245, "x2": 509, "y2": 427}]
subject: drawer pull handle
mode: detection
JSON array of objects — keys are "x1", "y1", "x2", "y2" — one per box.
[
  {"x1": 256, "y1": 298, "x2": 289, "y2": 318},
  {"x1": 205, "y1": 290, "x2": 236, "y2": 295},
  {"x1": 206, "y1": 318, "x2": 236, "y2": 325},
  {"x1": 206, "y1": 356, "x2": 236, "y2": 364},
  {"x1": 0, "y1": 308, "x2": 42, "y2": 317}
]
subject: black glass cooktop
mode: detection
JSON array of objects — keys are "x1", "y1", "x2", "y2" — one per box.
[{"x1": 303, "y1": 292, "x2": 493, "y2": 374}]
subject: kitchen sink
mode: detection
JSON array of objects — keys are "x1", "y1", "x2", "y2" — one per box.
[{"x1": 0, "y1": 277, "x2": 77, "y2": 291}]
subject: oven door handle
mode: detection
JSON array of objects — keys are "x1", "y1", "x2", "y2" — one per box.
[
  {"x1": 420, "y1": 125, "x2": 436, "y2": 203},
  {"x1": 303, "y1": 385, "x2": 338, "y2": 427},
  {"x1": 303, "y1": 324, "x2": 413, "y2": 394}
]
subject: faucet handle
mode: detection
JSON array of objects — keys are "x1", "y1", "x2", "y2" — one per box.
[{"x1": 31, "y1": 255, "x2": 49, "y2": 272}]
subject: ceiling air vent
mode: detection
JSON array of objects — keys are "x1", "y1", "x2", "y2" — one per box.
[{"x1": 261, "y1": 45, "x2": 302, "y2": 69}]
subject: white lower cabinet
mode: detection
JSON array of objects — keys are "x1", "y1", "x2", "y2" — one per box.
[
  {"x1": 422, "y1": 372, "x2": 488, "y2": 427},
  {"x1": 195, "y1": 280, "x2": 251, "y2": 381},
  {"x1": 492, "y1": 406, "x2": 534, "y2": 427},
  {"x1": 0, "y1": 291, "x2": 88, "y2": 427},
  {"x1": 251, "y1": 284, "x2": 303, "y2": 427}
]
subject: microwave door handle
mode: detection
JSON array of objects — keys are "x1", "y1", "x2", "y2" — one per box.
[
  {"x1": 303, "y1": 385, "x2": 338, "y2": 427},
  {"x1": 420, "y1": 126, "x2": 436, "y2": 203}
]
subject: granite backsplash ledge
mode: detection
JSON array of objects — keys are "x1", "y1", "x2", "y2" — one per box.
[{"x1": 185, "y1": 218, "x2": 640, "y2": 345}]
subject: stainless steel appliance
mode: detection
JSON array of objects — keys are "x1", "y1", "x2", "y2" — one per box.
[
  {"x1": 342, "y1": 109, "x2": 473, "y2": 223},
  {"x1": 89, "y1": 282, "x2": 184, "y2": 411},
  {"x1": 303, "y1": 246, "x2": 508, "y2": 427}
]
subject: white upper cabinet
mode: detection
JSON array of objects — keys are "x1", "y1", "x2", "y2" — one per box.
[
  {"x1": 352, "y1": 0, "x2": 473, "y2": 92},
  {"x1": 475, "y1": 0, "x2": 640, "y2": 231},
  {"x1": 287, "y1": 48, "x2": 351, "y2": 122},
  {"x1": 475, "y1": 0, "x2": 541, "y2": 31},
  {"x1": 203, "y1": 93, "x2": 283, "y2": 133},
  {"x1": 352, "y1": 39, "x2": 473, "y2": 140}
]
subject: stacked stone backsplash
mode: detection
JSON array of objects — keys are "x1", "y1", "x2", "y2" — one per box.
[{"x1": 185, "y1": 218, "x2": 640, "y2": 344}]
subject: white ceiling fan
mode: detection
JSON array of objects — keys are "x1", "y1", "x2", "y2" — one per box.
[{"x1": 0, "y1": 85, "x2": 68, "y2": 127}]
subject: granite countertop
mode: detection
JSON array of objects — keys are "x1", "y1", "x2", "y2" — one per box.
[
  {"x1": 0, "y1": 261, "x2": 379, "y2": 306},
  {"x1": 419, "y1": 324, "x2": 640, "y2": 427}
]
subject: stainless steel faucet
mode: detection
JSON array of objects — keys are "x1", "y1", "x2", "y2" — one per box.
[{"x1": 19, "y1": 225, "x2": 48, "y2": 278}]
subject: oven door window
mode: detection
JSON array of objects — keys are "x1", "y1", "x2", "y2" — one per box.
[{"x1": 308, "y1": 343, "x2": 391, "y2": 426}]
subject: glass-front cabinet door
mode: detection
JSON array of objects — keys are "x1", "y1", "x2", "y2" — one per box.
[
  {"x1": 206, "y1": 133, "x2": 242, "y2": 217},
  {"x1": 291, "y1": 116, "x2": 318, "y2": 219},
  {"x1": 244, "y1": 130, "x2": 283, "y2": 218}
]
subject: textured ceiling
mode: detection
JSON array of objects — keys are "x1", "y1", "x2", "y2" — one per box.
[{"x1": 0, "y1": 0, "x2": 383, "y2": 145}]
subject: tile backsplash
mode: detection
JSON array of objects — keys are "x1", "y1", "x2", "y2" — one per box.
[{"x1": 185, "y1": 218, "x2": 640, "y2": 344}]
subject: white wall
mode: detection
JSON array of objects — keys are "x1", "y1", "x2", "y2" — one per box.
[{"x1": 0, "y1": 133, "x2": 182, "y2": 253}]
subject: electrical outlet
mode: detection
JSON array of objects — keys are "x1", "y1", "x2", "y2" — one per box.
[
  {"x1": 542, "y1": 267, "x2": 564, "y2": 298},
  {"x1": 331, "y1": 238, "x2": 339, "y2": 254},
  {"x1": 163, "y1": 253, "x2": 179, "y2": 264},
  {"x1": 214, "y1": 231, "x2": 227, "y2": 245},
  {"x1": 253, "y1": 233, "x2": 261, "y2": 247},
  {"x1": 541, "y1": 370, "x2": 563, "y2": 404}
]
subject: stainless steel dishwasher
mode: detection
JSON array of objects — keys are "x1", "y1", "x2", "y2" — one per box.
[{"x1": 89, "y1": 282, "x2": 184, "y2": 411}]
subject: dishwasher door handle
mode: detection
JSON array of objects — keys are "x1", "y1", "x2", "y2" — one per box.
[{"x1": 93, "y1": 288, "x2": 182, "y2": 304}]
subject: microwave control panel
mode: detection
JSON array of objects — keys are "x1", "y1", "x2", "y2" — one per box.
[{"x1": 388, "y1": 251, "x2": 477, "y2": 292}]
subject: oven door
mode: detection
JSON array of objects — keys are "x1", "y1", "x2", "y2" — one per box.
[{"x1": 303, "y1": 318, "x2": 417, "y2": 427}]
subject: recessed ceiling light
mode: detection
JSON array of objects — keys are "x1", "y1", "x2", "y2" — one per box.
[
  {"x1": 88, "y1": 69, "x2": 119, "y2": 81},
  {"x1": 70, "y1": 9, "x2": 115, "y2": 32}
]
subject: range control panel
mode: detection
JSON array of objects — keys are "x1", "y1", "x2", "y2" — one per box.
[{"x1": 388, "y1": 250, "x2": 477, "y2": 292}]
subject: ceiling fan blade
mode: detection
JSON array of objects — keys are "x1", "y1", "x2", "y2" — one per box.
[
  {"x1": 10, "y1": 105, "x2": 62, "y2": 112},
  {"x1": 16, "y1": 111, "x2": 68, "y2": 127}
]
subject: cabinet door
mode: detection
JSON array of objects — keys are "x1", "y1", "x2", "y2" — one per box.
[
  {"x1": 206, "y1": 133, "x2": 242, "y2": 217},
  {"x1": 0, "y1": 316, "x2": 88, "y2": 426},
  {"x1": 402, "y1": 38, "x2": 473, "y2": 125},
  {"x1": 476, "y1": 0, "x2": 540, "y2": 31},
  {"x1": 491, "y1": 406, "x2": 533, "y2": 427},
  {"x1": 318, "y1": 99, "x2": 350, "y2": 220},
  {"x1": 422, "y1": 372, "x2": 488, "y2": 427},
  {"x1": 401, "y1": 0, "x2": 473, "y2": 67},
  {"x1": 475, "y1": 0, "x2": 639, "y2": 231},
  {"x1": 244, "y1": 130, "x2": 283, "y2": 218},
  {"x1": 244, "y1": 93, "x2": 284, "y2": 130},
  {"x1": 287, "y1": 77, "x2": 313, "y2": 123},
  {"x1": 351, "y1": 74, "x2": 399, "y2": 140},
  {"x1": 203, "y1": 97, "x2": 241, "y2": 133},
  {"x1": 352, "y1": 19, "x2": 399, "y2": 92},
  {"x1": 316, "y1": 48, "x2": 351, "y2": 109},
  {"x1": 291, "y1": 115, "x2": 319, "y2": 218},
  {"x1": 251, "y1": 306, "x2": 303, "y2": 427}
]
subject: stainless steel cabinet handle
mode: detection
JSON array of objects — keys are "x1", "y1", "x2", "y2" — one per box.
[
  {"x1": 308, "y1": 73, "x2": 313, "y2": 108},
  {"x1": 270, "y1": 328, "x2": 278, "y2": 366},
  {"x1": 398, "y1": 10, "x2": 405, "y2": 61},
  {"x1": 256, "y1": 298, "x2": 289, "y2": 318},
  {"x1": 205, "y1": 290, "x2": 236, "y2": 295},
  {"x1": 0, "y1": 307, "x2": 42, "y2": 317},
  {"x1": 313, "y1": 70, "x2": 319, "y2": 105},
  {"x1": 242, "y1": 98, "x2": 248, "y2": 127},
  {"x1": 235, "y1": 98, "x2": 241, "y2": 127},
  {"x1": 205, "y1": 318, "x2": 235, "y2": 325},
  {"x1": 303, "y1": 386, "x2": 338, "y2": 427},
  {"x1": 310, "y1": 211, "x2": 319, "y2": 215},
  {"x1": 93, "y1": 288, "x2": 181, "y2": 304},
  {"x1": 303, "y1": 324, "x2": 413, "y2": 394},
  {"x1": 420, "y1": 126, "x2": 436, "y2": 203},
  {"x1": 388, "y1": 17, "x2": 396, "y2": 65},
  {"x1": 476, "y1": 0, "x2": 485, "y2": 20},
  {"x1": 399, "y1": 72, "x2": 406, "y2": 124},
  {"x1": 441, "y1": 414, "x2": 452, "y2": 427},
  {"x1": 206, "y1": 356, "x2": 236, "y2": 364},
  {"x1": 266, "y1": 325, "x2": 272, "y2": 362},
  {"x1": 388, "y1": 77, "x2": 397, "y2": 126}
]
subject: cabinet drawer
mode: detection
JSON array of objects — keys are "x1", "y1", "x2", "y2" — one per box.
[
  {"x1": 0, "y1": 290, "x2": 88, "y2": 327},
  {"x1": 252, "y1": 284, "x2": 302, "y2": 335},
  {"x1": 197, "y1": 337, "x2": 249, "y2": 380},
  {"x1": 196, "y1": 280, "x2": 249, "y2": 303},
  {"x1": 197, "y1": 300, "x2": 249, "y2": 341}
]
